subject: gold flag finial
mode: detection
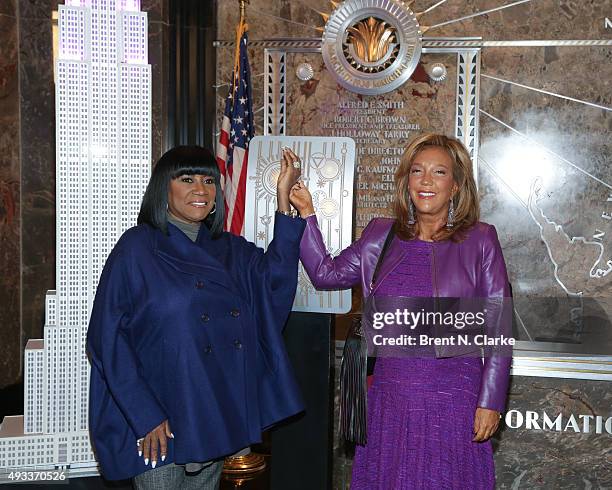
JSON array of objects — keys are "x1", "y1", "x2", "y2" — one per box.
[
  {"x1": 239, "y1": 0, "x2": 249, "y2": 23},
  {"x1": 232, "y1": 0, "x2": 249, "y2": 91}
]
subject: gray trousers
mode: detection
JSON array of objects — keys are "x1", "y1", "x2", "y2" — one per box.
[{"x1": 132, "y1": 461, "x2": 223, "y2": 490}]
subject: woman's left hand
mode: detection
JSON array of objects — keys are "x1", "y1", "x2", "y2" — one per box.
[{"x1": 472, "y1": 407, "x2": 501, "y2": 442}]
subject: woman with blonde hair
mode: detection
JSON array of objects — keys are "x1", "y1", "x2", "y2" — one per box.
[{"x1": 290, "y1": 133, "x2": 512, "y2": 489}]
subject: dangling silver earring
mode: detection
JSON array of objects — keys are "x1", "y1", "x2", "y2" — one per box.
[
  {"x1": 209, "y1": 202, "x2": 216, "y2": 215},
  {"x1": 446, "y1": 198, "x2": 455, "y2": 228},
  {"x1": 408, "y1": 195, "x2": 416, "y2": 225}
]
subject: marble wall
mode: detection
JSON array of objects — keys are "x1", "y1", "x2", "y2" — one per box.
[
  {"x1": 142, "y1": 0, "x2": 169, "y2": 161},
  {"x1": 0, "y1": 0, "x2": 168, "y2": 389},
  {"x1": 478, "y1": 41, "x2": 612, "y2": 346},
  {"x1": 0, "y1": 0, "x2": 21, "y2": 389},
  {"x1": 494, "y1": 376, "x2": 612, "y2": 488}
]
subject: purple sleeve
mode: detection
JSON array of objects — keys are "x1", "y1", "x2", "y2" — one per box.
[
  {"x1": 299, "y1": 215, "x2": 368, "y2": 290},
  {"x1": 477, "y1": 225, "x2": 513, "y2": 413}
]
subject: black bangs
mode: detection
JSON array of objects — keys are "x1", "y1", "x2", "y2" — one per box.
[
  {"x1": 170, "y1": 164, "x2": 219, "y2": 180},
  {"x1": 164, "y1": 145, "x2": 220, "y2": 178}
]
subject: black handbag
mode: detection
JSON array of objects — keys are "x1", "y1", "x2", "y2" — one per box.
[{"x1": 339, "y1": 224, "x2": 395, "y2": 446}]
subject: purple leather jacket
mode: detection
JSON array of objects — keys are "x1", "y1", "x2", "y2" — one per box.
[{"x1": 299, "y1": 216, "x2": 512, "y2": 413}]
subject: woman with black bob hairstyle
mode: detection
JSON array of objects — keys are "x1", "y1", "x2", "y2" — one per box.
[
  {"x1": 137, "y1": 146, "x2": 225, "y2": 237},
  {"x1": 87, "y1": 145, "x2": 307, "y2": 489}
]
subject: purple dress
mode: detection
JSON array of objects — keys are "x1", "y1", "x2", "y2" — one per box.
[{"x1": 350, "y1": 239, "x2": 495, "y2": 489}]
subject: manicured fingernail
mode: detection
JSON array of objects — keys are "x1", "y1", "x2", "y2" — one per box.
[
  {"x1": 161, "y1": 455, "x2": 166, "y2": 462},
  {"x1": 144, "y1": 458, "x2": 149, "y2": 465},
  {"x1": 170, "y1": 433, "x2": 175, "y2": 438},
  {"x1": 138, "y1": 450, "x2": 142, "y2": 457},
  {"x1": 152, "y1": 461, "x2": 157, "y2": 469}
]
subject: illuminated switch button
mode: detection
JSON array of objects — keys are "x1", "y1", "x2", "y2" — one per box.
[
  {"x1": 200, "y1": 314, "x2": 210, "y2": 323},
  {"x1": 233, "y1": 339, "x2": 242, "y2": 349},
  {"x1": 230, "y1": 309, "x2": 240, "y2": 318},
  {"x1": 195, "y1": 281, "x2": 204, "y2": 289}
]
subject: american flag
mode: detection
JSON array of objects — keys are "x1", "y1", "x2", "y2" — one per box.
[{"x1": 216, "y1": 25, "x2": 254, "y2": 235}]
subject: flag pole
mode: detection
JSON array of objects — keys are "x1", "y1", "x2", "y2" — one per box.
[{"x1": 221, "y1": 0, "x2": 267, "y2": 481}]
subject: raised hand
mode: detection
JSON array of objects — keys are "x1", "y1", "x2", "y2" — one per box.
[
  {"x1": 277, "y1": 148, "x2": 302, "y2": 213},
  {"x1": 289, "y1": 181, "x2": 315, "y2": 218}
]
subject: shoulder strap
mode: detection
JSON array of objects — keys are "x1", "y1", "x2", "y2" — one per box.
[{"x1": 371, "y1": 222, "x2": 395, "y2": 286}]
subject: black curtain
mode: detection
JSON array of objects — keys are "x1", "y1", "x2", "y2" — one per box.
[{"x1": 167, "y1": 0, "x2": 217, "y2": 150}]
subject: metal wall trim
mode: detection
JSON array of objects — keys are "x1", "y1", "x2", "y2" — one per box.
[{"x1": 214, "y1": 38, "x2": 612, "y2": 49}]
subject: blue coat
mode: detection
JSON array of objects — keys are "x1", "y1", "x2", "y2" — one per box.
[{"x1": 87, "y1": 213, "x2": 306, "y2": 480}]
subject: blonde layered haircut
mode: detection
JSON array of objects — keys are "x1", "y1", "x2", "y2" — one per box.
[{"x1": 393, "y1": 133, "x2": 479, "y2": 242}]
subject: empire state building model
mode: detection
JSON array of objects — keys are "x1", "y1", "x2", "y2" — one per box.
[{"x1": 0, "y1": 0, "x2": 151, "y2": 476}]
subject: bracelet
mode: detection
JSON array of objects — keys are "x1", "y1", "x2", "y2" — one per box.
[
  {"x1": 301, "y1": 212, "x2": 316, "y2": 219},
  {"x1": 277, "y1": 209, "x2": 296, "y2": 218}
]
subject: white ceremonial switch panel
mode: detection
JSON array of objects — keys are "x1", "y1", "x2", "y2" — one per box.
[{"x1": 245, "y1": 136, "x2": 355, "y2": 314}]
